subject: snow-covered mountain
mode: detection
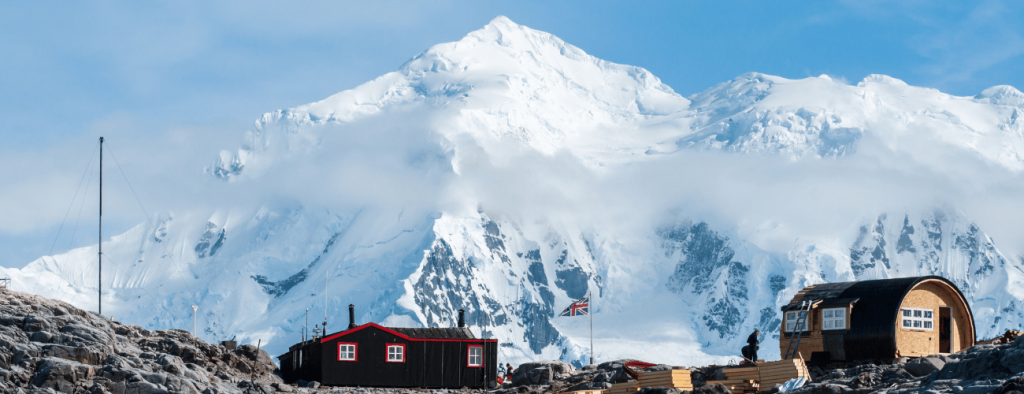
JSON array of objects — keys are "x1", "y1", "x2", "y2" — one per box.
[{"x1": 4, "y1": 16, "x2": 1024, "y2": 367}]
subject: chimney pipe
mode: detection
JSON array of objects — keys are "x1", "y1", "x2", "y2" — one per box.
[
  {"x1": 348, "y1": 304, "x2": 356, "y2": 329},
  {"x1": 458, "y1": 309, "x2": 465, "y2": 328}
]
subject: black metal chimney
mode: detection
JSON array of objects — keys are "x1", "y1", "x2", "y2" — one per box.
[
  {"x1": 458, "y1": 309, "x2": 465, "y2": 328},
  {"x1": 348, "y1": 304, "x2": 356, "y2": 329}
]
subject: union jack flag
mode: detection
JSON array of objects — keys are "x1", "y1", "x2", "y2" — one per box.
[{"x1": 560, "y1": 296, "x2": 589, "y2": 317}]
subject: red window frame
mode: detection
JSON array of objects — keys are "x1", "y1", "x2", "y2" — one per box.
[
  {"x1": 386, "y1": 343, "x2": 406, "y2": 363},
  {"x1": 337, "y1": 342, "x2": 358, "y2": 361},
  {"x1": 467, "y1": 345, "x2": 483, "y2": 368}
]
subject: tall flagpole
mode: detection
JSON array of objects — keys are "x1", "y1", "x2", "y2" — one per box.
[
  {"x1": 98, "y1": 137, "x2": 103, "y2": 316},
  {"x1": 589, "y1": 291, "x2": 593, "y2": 365}
]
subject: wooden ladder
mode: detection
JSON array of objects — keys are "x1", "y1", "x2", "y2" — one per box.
[{"x1": 783, "y1": 301, "x2": 811, "y2": 360}]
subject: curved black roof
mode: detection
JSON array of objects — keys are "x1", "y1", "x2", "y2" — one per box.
[{"x1": 782, "y1": 276, "x2": 974, "y2": 360}]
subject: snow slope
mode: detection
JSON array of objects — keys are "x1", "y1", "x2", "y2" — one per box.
[{"x1": 5, "y1": 16, "x2": 1024, "y2": 367}]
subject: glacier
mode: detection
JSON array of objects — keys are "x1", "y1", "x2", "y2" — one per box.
[{"x1": 3, "y1": 16, "x2": 1024, "y2": 368}]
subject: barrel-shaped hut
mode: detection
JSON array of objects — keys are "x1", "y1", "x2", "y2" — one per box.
[{"x1": 779, "y1": 276, "x2": 975, "y2": 362}]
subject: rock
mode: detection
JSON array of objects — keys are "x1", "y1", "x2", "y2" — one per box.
[
  {"x1": 808, "y1": 383, "x2": 853, "y2": 394},
  {"x1": 849, "y1": 371, "x2": 878, "y2": 388},
  {"x1": 29, "y1": 331, "x2": 53, "y2": 343},
  {"x1": 272, "y1": 382, "x2": 295, "y2": 392},
  {"x1": 0, "y1": 288, "x2": 284, "y2": 394},
  {"x1": 511, "y1": 361, "x2": 573, "y2": 386},
  {"x1": 959, "y1": 384, "x2": 1000, "y2": 394},
  {"x1": 693, "y1": 383, "x2": 732, "y2": 394},
  {"x1": 1002, "y1": 377, "x2": 1024, "y2": 394},
  {"x1": 31, "y1": 357, "x2": 94, "y2": 392},
  {"x1": 22, "y1": 315, "x2": 53, "y2": 332},
  {"x1": 906, "y1": 356, "x2": 946, "y2": 377},
  {"x1": 304, "y1": 380, "x2": 320, "y2": 389},
  {"x1": 1002, "y1": 348, "x2": 1024, "y2": 374}
]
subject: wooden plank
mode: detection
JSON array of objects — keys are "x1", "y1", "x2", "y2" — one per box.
[
  {"x1": 640, "y1": 377, "x2": 692, "y2": 382},
  {"x1": 643, "y1": 376, "x2": 692, "y2": 384},
  {"x1": 639, "y1": 375, "x2": 690, "y2": 381},
  {"x1": 723, "y1": 367, "x2": 759, "y2": 372}
]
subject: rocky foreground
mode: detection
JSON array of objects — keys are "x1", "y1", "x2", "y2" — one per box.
[{"x1": 5, "y1": 287, "x2": 1024, "y2": 394}]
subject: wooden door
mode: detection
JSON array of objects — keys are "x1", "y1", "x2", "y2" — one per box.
[{"x1": 939, "y1": 307, "x2": 951, "y2": 353}]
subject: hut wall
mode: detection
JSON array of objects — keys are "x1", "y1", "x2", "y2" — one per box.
[
  {"x1": 780, "y1": 303, "x2": 855, "y2": 360},
  {"x1": 896, "y1": 280, "x2": 973, "y2": 356},
  {"x1": 780, "y1": 306, "x2": 823, "y2": 359},
  {"x1": 319, "y1": 325, "x2": 497, "y2": 388},
  {"x1": 321, "y1": 327, "x2": 421, "y2": 387}
]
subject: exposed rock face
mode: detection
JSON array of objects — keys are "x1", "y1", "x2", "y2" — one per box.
[
  {"x1": 782, "y1": 336, "x2": 1024, "y2": 394},
  {"x1": 0, "y1": 288, "x2": 280, "y2": 393}
]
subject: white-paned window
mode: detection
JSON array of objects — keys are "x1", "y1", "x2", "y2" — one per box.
[
  {"x1": 387, "y1": 344, "x2": 405, "y2": 363},
  {"x1": 467, "y1": 346, "x2": 483, "y2": 367},
  {"x1": 822, "y1": 308, "x2": 846, "y2": 330},
  {"x1": 785, "y1": 311, "x2": 809, "y2": 332},
  {"x1": 338, "y1": 343, "x2": 357, "y2": 361},
  {"x1": 901, "y1": 307, "x2": 934, "y2": 330}
]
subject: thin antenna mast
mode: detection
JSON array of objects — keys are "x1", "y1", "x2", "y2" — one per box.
[
  {"x1": 98, "y1": 137, "x2": 103, "y2": 315},
  {"x1": 589, "y1": 291, "x2": 594, "y2": 365},
  {"x1": 323, "y1": 266, "x2": 329, "y2": 334}
]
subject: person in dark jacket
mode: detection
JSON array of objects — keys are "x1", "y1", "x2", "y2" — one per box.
[{"x1": 746, "y1": 329, "x2": 761, "y2": 363}]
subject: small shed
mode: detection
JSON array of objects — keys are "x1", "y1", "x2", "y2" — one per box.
[
  {"x1": 779, "y1": 276, "x2": 975, "y2": 361},
  {"x1": 279, "y1": 306, "x2": 498, "y2": 388}
]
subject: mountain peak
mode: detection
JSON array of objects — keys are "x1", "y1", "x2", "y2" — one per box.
[
  {"x1": 857, "y1": 74, "x2": 908, "y2": 87},
  {"x1": 483, "y1": 15, "x2": 519, "y2": 31},
  {"x1": 975, "y1": 85, "x2": 1024, "y2": 107}
]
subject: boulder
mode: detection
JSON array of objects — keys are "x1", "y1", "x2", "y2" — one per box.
[
  {"x1": 905, "y1": 356, "x2": 945, "y2": 377},
  {"x1": 1001, "y1": 376, "x2": 1024, "y2": 394},
  {"x1": 29, "y1": 331, "x2": 53, "y2": 343},
  {"x1": 511, "y1": 361, "x2": 574, "y2": 386},
  {"x1": 1001, "y1": 347, "x2": 1024, "y2": 374},
  {"x1": 31, "y1": 357, "x2": 94, "y2": 393},
  {"x1": 694, "y1": 383, "x2": 732, "y2": 394}
]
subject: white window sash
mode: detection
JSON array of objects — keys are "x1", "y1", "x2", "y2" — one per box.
[
  {"x1": 388, "y1": 345, "x2": 404, "y2": 362},
  {"x1": 784, "y1": 311, "x2": 809, "y2": 332},
  {"x1": 822, "y1": 308, "x2": 846, "y2": 330},
  {"x1": 900, "y1": 307, "x2": 934, "y2": 331},
  {"x1": 468, "y1": 347, "x2": 483, "y2": 366},
  {"x1": 339, "y1": 344, "x2": 357, "y2": 361}
]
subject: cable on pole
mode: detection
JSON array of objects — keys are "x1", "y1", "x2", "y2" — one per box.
[{"x1": 31, "y1": 141, "x2": 100, "y2": 296}]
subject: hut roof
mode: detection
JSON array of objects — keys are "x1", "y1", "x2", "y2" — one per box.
[
  {"x1": 387, "y1": 327, "x2": 476, "y2": 340},
  {"x1": 320, "y1": 322, "x2": 491, "y2": 343}
]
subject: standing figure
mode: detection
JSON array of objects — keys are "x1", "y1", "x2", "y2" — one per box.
[
  {"x1": 746, "y1": 329, "x2": 761, "y2": 363},
  {"x1": 506, "y1": 363, "x2": 514, "y2": 382}
]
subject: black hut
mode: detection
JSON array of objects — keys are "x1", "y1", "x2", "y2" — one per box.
[
  {"x1": 279, "y1": 306, "x2": 498, "y2": 388},
  {"x1": 779, "y1": 276, "x2": 975, "y2": 362}
]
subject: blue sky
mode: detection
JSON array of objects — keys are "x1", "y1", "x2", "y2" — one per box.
[
  {"x1": 1, "y1": 1, "x2": 1023, "y2": 266},
  {"x1": 2, "y1": 1, "x2": 1022, "y2": 147}
]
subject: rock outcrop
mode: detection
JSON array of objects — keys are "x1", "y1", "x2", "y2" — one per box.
[{"x1": 0, "y1": 288, "x2": 280, "y2": 393}]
